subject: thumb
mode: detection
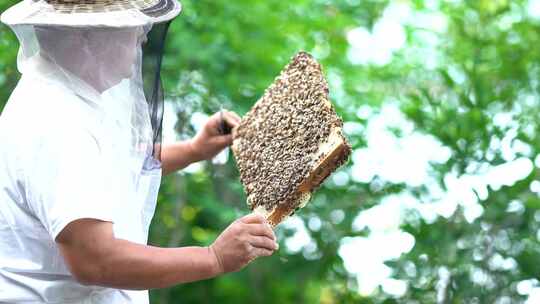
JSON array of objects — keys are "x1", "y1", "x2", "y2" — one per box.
[{"x1": 212, "y1": 134, "x2": 233, "y2": 148}]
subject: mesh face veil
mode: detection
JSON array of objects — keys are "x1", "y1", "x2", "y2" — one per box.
[
  {"x1": 9, "y1": 22, "x2": 170, "y2": 166},
  {"x1": 141, "y1": 21, "x2": 170, "y2": 160}
]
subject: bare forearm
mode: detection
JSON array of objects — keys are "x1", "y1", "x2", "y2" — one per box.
[
  {"x1": 160, "y1": 141, "x2": 201, "y2": 175},
  {"x1": 88, "y1": 240, "x2": 220, "y2": 290},
  {"x1": 57, "y1": 216, "x2": 276, "y2": 291}
]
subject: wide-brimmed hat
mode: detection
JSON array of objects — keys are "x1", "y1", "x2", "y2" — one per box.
[{"x1": 1, "y1": 0, "x2": 182, "y2": 28}]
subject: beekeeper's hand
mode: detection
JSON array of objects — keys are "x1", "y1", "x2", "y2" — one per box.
[
  {"x1": 189, "y1": 110, "x2": 241, "y2": 161},
  {"x1": 160, "y1": 110, "x2": 241, "y2": 175},
  {"x1": 209, "y1": 213, "x2": 278, "y2": 274}
]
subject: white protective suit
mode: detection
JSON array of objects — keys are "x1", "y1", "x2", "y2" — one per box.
[{"x1": 0, "y1": 15, "x2": 172, "y2": 304}]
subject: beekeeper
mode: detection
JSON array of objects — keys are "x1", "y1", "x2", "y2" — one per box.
[{"x1": 0, "y1": 0, "x2": 278, "y2": 303}]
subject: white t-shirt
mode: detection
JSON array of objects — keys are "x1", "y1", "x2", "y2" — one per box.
[{"x1": 0, "y1": 69, "x2": 161, "y2": 302}]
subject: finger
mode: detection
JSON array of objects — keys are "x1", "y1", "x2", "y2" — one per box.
[
  {"x1": 211, "y1": 134, "x2": 233, "y2": 148},
  {"x1": 251, "y1": 248, "x2": 274, "y2": 259},
  {"x1": 247, "y1": 223, "x2": 276, "y2": 240},
  {"x1": 205, "y1": 112, "x2": 225, "y2": 134},
  {"x1": 249, "y1": 236, "x2": 279, "y2": 251},
  {"x1": 226, "y1": 111, "x2": 242, "y2": 124},
  {"x1": 206, "y1": 112, "x2": 237, "y2": 136},
  {"x1": 222, "y1": 111, "x2": 240, "y2": 128},
  {"x1": 240, "y1": 213, "x2": 266, "y2": 224}
]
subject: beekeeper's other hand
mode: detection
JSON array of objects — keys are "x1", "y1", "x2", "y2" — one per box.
[
  {"x1": 209, "y1": 213, "x2": 278, "y2": 274},
  {"x1": 189, "y1": 110, "x2": 241, "y2": 161}
]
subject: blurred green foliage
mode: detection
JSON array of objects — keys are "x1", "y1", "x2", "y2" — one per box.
[{"x1": 2, "y1": 0, "x2": 540, "y2": 303}]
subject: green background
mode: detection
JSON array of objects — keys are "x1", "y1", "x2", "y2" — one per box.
[{"x1": 2, "y1": 0, "x2": 540, "y2": 303}]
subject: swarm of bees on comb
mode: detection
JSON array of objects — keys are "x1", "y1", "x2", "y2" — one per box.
[{"x1": 232, "y1": 52, "x2": 351, "y2": 227}]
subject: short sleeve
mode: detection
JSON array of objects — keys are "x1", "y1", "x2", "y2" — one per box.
[{"x1": 24, "y1": 126, "x2": 114, "y2": 240}]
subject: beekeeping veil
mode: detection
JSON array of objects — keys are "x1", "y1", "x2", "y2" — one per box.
[{"x1": 1, "y1": 0, "x2": 182, "y2": 163}]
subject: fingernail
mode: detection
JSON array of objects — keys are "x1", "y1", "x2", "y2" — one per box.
[{"x1": 275, "y1": 242, "x2": 279, "y2": 250}]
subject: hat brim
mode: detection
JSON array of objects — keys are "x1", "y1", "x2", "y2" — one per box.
[{"x1": 1, "y1": 0, "x2": 182, "y2": 28}]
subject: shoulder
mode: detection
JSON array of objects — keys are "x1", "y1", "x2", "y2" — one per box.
[
  {"x1": 2, "y1": 76, "x2": 103, "y2": 146},
  {"x1": 1, "y1": 83, "x2": 107, "y2": 182}
]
